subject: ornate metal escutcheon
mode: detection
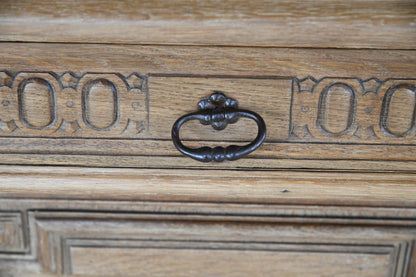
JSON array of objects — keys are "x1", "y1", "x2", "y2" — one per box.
[{"x1": 171, "y1": 92, "x2": 267, "y2": 162}]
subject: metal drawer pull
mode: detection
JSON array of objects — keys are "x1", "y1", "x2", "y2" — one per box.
[{"x1": 171, "y1": 92, "x2": 266, "y2": 162}]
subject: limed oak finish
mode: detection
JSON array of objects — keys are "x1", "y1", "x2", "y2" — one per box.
[
  {"x1": 1, "y1": 45, "x2": 416, "y2": 171},
  {"x1": 0, "y1": 1, "x2": 416, "y2": 276}
]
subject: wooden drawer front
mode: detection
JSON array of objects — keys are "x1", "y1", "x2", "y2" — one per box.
[
  {"x1": 1, "y1": 44, "x2": 415, "y2": 171},
  {"x1": 31, "y1": 212, "x2": 414, "y2": 276}
]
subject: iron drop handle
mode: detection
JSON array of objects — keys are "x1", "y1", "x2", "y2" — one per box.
[{"x1": 171, "y1": 92, "x2": 266, "y2": 162}]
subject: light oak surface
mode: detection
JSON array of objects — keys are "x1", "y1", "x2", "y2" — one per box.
[
  {"x1": 0, "y1": 44, "x2": 415, "y2": 170},
  {"x1": 1, "y1": 0, "x2": 415, "y2": 49},
  {"x1": 0, "y1": 167, "x2": 416, "y2": 276},
  {"x1": 1, "y1": 0, "x2": 416, "y2": 276},
  {"x1": 1, "y1": 166, "x2": 416, "y2": 207}
]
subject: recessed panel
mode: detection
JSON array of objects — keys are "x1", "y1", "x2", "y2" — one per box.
[
  {"x1": 18, "y1": 78, "x2": 55, "y2": 129},
  {"x1": 82, "y1": 79, "x2": 118, "y2": 130}
]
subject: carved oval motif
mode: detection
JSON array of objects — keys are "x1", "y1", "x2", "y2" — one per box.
[
  {"x1": 18, "y1": 78, "x2": 56, "y2": 129},
  {"x1": 381, "y1": 84, "x2": 416, "y2": 137},
  {"x1": 82, "y1": 79, "x2": 118, "y2": 130},
  {"x1": 317, "y1": 83, "x2": 356, "y2": 136}
]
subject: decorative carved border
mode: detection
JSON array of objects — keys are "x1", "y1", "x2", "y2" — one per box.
[
  {"x1": 2, "y1": 72, "x2": 415, "y2": 142},
  {"x1": 0, "y1": 73, "x2": 415, "y2": 170},
  {"x1": 290, "y1": 77, "x2": 416, "y2": 142},
  {"x1": 0, "y1": 71, "x2": 148, "y2": 137}
]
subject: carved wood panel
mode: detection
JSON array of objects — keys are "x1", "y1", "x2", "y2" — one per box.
[
  {"x1": 1, "y1": 2, "x2": 415, "y2": 276},
  {"x1": 0, "y1": 72, "x2": 147, "y2": 137},
  {"x1": 291, "y1": 77, "x2": 416, "y2": 141},
  {"x1": 0, "y1": 199, "x2": 415, "y2": 276},
  {"x1": 1, "y1": 72, "x2": 416, "y2": 170}
]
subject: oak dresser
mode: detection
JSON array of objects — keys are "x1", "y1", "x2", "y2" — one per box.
[{"x1": 1, "y1": 1, "x2": 416, "y2": 276}]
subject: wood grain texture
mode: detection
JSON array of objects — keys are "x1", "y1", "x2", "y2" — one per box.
[
  {"x1": 0, "y1": 195, "x2": 416, "y2": 276},
  {"x1": 0, "y1": 0, "x2": 415, "y2": 49},
  {"x1": 1, "y1": 166, "x2": 416, "y2": 207},
  {"x1": 1, "y1": 43, "x2": 415, "y2": 78},
  {"x1": 0, "y1": 44, "x2": 415, "y2": 170},
  {"x1": 0, "y1": 212, "x2": 25, "y2": 252},
  {"x1": 0, "y1": 182, "x2": 415, "y2": 276},
  {"x1": 1, "y1": 2, "x2": 416, "y2": 274},
  {"x1": 70, "y1": 248, "x2": 390, "y2": 276}
]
